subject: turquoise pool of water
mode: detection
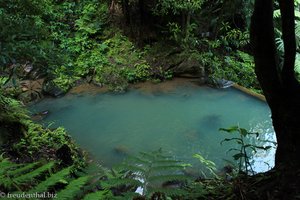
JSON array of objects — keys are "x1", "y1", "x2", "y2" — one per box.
[{"x1": 30, "y1": 84, "x2": 276, "y2": 174}]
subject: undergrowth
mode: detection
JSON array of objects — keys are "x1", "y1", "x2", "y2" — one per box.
[
  {"x1": 0, "y1": 151, "x2": 211, "y2": 200},
  {"x1": 0, "y1": 89, "x2": 84, "y2": 165}
]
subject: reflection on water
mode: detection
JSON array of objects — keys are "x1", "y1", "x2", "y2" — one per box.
[
  {"x1": 30, "y1": 83, "x2": 276, "y2": 174},
  {"x1": 248, "y1": 118, "x2": 276, "y2": 172}
]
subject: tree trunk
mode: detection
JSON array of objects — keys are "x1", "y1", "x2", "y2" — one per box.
[
  {"x1": 251, "y1": 0, "x2": 300, "y2": 170},
  {"x1": 121, "y1": 0, "x2": 130, "y2": 25},
  {"x1": 138, "y1": 0, "x2": 145, "y2": 25}
]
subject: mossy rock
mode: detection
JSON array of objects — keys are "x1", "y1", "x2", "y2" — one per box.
[{"x1": 42, "y1": 80, "x2": 68, "y2": 97}]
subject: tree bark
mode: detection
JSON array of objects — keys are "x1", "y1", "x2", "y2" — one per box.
[
  {"x1": 251, "y1": 0, "x2": 300, "y2": 170},
  {"x1": 121, "y1": 0, "x2": 130, "y2": 25}
]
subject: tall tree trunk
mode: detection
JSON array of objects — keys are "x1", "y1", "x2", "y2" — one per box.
[
  {"x1": 138, "y1": 0, "x2": 145, "y2": 25},
  {"x1": 251, "y1": 0, "x2": 300, "y2": 170},
  {"x1": 121, "y1": 0, "x2": 130, "y2": 25}
]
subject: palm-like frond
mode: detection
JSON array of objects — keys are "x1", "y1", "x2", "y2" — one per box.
[
  {"x1": 294, "y1": 53, "x2": 300, "y2": 74},
  {"x1": 15, "y1": 162, "x2": 55, "y2": 184},
  {"x1": 56, "y1": 176, "x2": 91, "y2": 200},
  {"x1": 108, "y1": 150, "x2": 191, "y2": 197},
  {"x1": 29, "y1": 166, "x2": 71, "y2": 193},
  {"x1": 82, "y1": 190, "x2": 113, "y2": 200}
]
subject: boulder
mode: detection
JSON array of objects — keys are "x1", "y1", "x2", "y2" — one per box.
[
  {"x1": 18, "y1": 79, "x2": 44, "y2": 102},
  {"x1": 173, "y1": 57, "x2": 205, "y2": 77}
]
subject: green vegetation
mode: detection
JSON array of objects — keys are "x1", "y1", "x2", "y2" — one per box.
[
  {"x1": 0, "y1": 86, "x2": 84, "y2": 165},
  {"x1": 0, "y1": 157, "x2": 92, "y2": 199},
  {"x1": 0, "y1": 150, "x2": 234, "y2": 200},
  {"x1": 104, "y1": 150, "x2": 191, "y2": 198},
  {"x1": 0, "y1": 0, "x2": 259, "y2": 98},
  {"x1": 220, "y1": 126, "x2": 275, "y2": 175}
]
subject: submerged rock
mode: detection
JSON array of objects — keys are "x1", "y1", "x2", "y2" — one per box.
[
  {"x1": 201, "y1": 114, "x2": 222, "y2": 129},
  {"x1": 31, "y1": 110, "x2": 49, "y2": 121},
  {"x1": 113, "y1": 145, "x2": 130, "y2": 156}
]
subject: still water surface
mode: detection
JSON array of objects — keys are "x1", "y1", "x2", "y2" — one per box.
[{"x1": 31, "y1": 83, "x2": 276, "y2": 174}]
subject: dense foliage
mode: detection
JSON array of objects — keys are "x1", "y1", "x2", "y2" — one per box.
[{"x1": 0, "y1": 0, "x2": 260, "y2": 98}]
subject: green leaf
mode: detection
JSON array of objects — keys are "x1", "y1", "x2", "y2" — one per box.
[
  {"x1": 83, "y1": 190, "x2": 113, "y2": 200},
  {"x1": 219, "y1": 126, "x2": 239, "y2": 133},
  {"x1": 56, "y1": 176, "x2": 90, "y2": 200},
  {"x1": 220, "y1": 137, "x2": 242, "y2": 145},
  {"x1": 239, "y1": 128, "x2": 248, "y2": 136},
  {"x1": 14, "y1": 162, "x2": 55, "y2": 184},
  {"x1": 29, "y1": 166, "x2": 71, "y2": 193}
]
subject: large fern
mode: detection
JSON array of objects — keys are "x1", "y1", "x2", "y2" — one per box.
[
  {"x1": 14, "y1": 161, "x2": 55, "y2": 185},
  {"x1": 82, "y1": 190, "x2": 114, "y2": 200},
  {"x1": 29, "y1": 166, "x2": 72, "y2": 193},
  {"x1": 0, "y1": 153, "x2": 193, "y2": 199},
  {"x1": 0, "y1": 158, "x2": 109, "y2": 200},
  {"x1": 6, "y1": 162, "x2": 40, "y2": 177},
  {"x1": 56, "y1": 176, "x2": 90, "y2": 200},
  {"x1": 0, "y1": 158, "x2": 20, "y2": 176},
  {"x1": 104, "y1": 150, "x2": 191, "y2": 198},
  {"x1": 0, "y1": 159, "x2": 43, "y2": 191}
]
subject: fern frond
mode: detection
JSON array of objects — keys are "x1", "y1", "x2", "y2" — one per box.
[
  {"x1": 118, "y1": 191, "x2": 141, "y2": 199},
  {"x1": 0, "y1": 159, "x2": 20, "y2": 175},
  {"x1": 29, "y1": 166, "x2": 71, "y2": 193},
  {"x1": 295, "y1": 53, "x2": 300, "y2": 74},
  {"x1": 273, "y1": 9, "x2": 281, "y2": 19},
  {"x1": 139, "y1": 152, "x2": 156, "y2": 161},
  {"x1": 7, "y1": 162, "x2": 40, "y2": 177},
  {"x1": 153, "y1": 159, "x2": 183, "y2": 165},
  {"x1": 118, "y1": 164, "x2": 146, "y2": 174},
  {"x1": 148, "y1": 187, "x2": 188, "y2": 197},
  {"x1": 83, "y1": 190, "x2": 114, "y2": 200},
  {"x1": 148, "y1": 174, "x2": 190, "y2": 183},
  {"x1": 56, "y1": 176, "x2": 90, "y2": 200},
  {"x1": 295, "y1": 22, "x2": 300, "y2": 47},
  {"x1": 0, "y1": 162, "x2": 40, "y2": 190},
  {"x1": 126, "y1": 156, "x2": 151, "y2": 165},
  {"x1": 101, "y1": 178, "x2": 142, "y2": 189},
  {"x1": 296, "y1": 10, "x2": 300, "y2": 19},
  {"x1": 275, "y1": 37, "x2": 284, "y2": 53},
  {"x1": 14, "y1": 162, "x2": 55, "y2": 184},
  {"x1": 0, "y1": 175, "x2": 19, "y2": 191},
  {"x1": 149, "y1": 165, "x2": 185, "y2": 173}
]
